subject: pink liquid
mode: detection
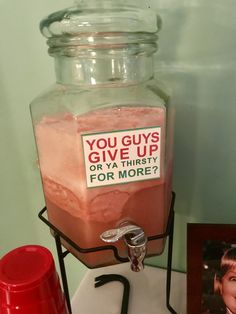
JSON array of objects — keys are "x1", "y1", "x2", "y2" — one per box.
[{"x1": 35, "y1": 106, "x2": 173, "y2": 268}]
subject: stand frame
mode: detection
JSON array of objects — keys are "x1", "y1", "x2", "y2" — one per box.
[{"x1": 38, "y1": 192, "x2": 177, "y2": 314}]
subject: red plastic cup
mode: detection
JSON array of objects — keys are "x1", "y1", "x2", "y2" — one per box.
[{"x1": 0, "y1": 245, "x2": 68, "y2": 314}]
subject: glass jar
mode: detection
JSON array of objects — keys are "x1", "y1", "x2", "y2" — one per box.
[{"x1": 30, "y1": 0, "x2": 174, "y2": 269}]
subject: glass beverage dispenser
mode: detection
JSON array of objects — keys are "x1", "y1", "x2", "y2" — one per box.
[{"x1": 30, "y1": 0, "x2": 174, "y2": 272}]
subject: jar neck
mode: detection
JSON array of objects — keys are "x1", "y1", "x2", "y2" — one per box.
[
  {"x1": 54, "y1": 53, "x2": 155, "y2": 86},
  {"x1": 41, "y1": 1, "x2": 161, "y2": 86}
]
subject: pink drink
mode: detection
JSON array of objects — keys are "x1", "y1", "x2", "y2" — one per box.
[{"x1": 35, "y1": 106, "x2": 173, "y2": 268}]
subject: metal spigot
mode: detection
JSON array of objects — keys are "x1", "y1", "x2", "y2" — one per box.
[{"x1": 100, "y1": 223, "x2": 147, "y2": 272}]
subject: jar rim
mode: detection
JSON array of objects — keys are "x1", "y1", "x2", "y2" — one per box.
[{"x1": 40, "y1": 2, "x2": 161, "y2": 41}]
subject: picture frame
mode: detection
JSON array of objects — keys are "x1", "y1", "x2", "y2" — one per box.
[{"x1": 187, "y1": 223, "x2": 236, "y2": 314}]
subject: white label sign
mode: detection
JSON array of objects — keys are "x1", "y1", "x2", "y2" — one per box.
[{"x1": 82, "y1": 126, "x2": 161, "y2": 188}]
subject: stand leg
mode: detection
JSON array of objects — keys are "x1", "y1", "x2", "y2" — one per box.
[
  {"x1": 166, "y1": 211, "x2": 177, "y2": 314},
  {"x1": 55, "y1": 234, "x2": 72, "y2": 314}
]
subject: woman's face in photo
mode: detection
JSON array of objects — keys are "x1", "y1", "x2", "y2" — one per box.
[{"x1": 221, "y1": 268, "x2": 236, "y2": 313}]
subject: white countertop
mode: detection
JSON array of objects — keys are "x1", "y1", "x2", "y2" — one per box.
[{"x1": 72, "y1": 263, "x2": 186, "y2": 314}]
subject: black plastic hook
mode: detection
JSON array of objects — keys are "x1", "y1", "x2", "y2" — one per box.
[{"x1": 95, "y1": 274, "x2": 130, "y2": 314}]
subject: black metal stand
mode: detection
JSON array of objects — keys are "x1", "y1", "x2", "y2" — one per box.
[{"x1": 38, "y1": 192, "x2": 177, "y2": 314}]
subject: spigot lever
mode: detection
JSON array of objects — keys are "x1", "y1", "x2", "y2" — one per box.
[
  {"x1": 101, "y1": 225, "x2": 143, "y2": 243},
  {"x1": 100, "y1": 223, "x2": 147, "y2": 272}
]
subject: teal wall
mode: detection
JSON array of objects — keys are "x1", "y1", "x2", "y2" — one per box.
[{"x1": 1, "y1": 0, "x2": 236, "y2": 294}]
